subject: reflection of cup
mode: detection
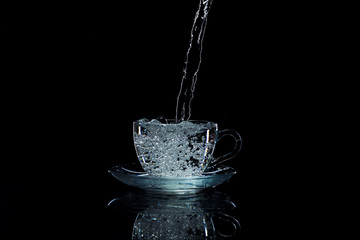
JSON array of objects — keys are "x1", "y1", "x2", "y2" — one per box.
[
  {"x1": 132, "y1": 209, "x2": 239, "y2": 240},
  {"x1": 133, "y1": 119, "x2": 242, "y2": 177},
  {"x1": 132, "y1": 206, "x2": 215, "y2": 239},
  {"x1": 108, "y1": 191, "x2": 240, "y2": 240}
]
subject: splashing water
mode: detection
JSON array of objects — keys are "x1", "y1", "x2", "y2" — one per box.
[{"x1": 175, "y1": 0, "x2": 214, "y2": 123}]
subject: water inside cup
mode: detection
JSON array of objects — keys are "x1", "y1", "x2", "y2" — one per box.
[{"x1": 134, "y1": 119, "x2": 217, "y2": 177}]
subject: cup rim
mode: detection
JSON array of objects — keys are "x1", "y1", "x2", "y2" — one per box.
[{"x1": 133, "y1": 118, "x2": 218, "y2": 126}]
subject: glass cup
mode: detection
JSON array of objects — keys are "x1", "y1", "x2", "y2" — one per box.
[{"x1": 133, "y1": 119, "x2": 242, "y2": 177}]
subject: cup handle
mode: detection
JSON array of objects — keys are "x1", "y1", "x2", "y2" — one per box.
[
  {"x1": 214, "y1": 212, "x2": 241, "y2": 238},
  {"x1": 210, "y1": 129, "x2": 242, "y2": 168}
]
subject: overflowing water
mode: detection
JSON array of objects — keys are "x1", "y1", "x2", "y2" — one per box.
[{"x1": 175, "y1": 0, "x2": 214, "y2": 122}]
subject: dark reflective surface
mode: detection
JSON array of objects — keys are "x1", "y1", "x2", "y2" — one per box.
[
  {"x1": 1, "y1": 172, "x2": 309, "y2": 239},
  {"x1": 108, "y1": 190, "x2": 240, "y2": 239}
]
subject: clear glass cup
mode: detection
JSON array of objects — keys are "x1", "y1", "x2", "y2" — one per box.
[{"x1": 133, "y1": 119, "x2": 242, "y2": 177}]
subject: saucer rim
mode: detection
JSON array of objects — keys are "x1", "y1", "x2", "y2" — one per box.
[{"x1": 108, "y1": 163, "x2": 236, "y2": 180}]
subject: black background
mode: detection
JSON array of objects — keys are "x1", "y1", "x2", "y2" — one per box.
[{"x1": 2, "y1": 0, "x2": 358, "y2": 239}]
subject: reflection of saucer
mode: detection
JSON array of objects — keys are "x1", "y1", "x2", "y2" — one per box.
[
  {"x1": 108, "y1": 164, "x2": 236, "y2": 194},
  {"x1": 108, "y1": 190, "x2": 236, "y2": 213}
]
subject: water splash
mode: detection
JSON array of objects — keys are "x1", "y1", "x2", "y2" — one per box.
[{"x1": 175, "y1": 0, "x2": 214, "y2": 123}]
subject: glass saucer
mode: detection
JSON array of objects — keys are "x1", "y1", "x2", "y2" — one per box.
[{"x1": 108, "y1": 164, "x2": 236, "y2": 194}]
